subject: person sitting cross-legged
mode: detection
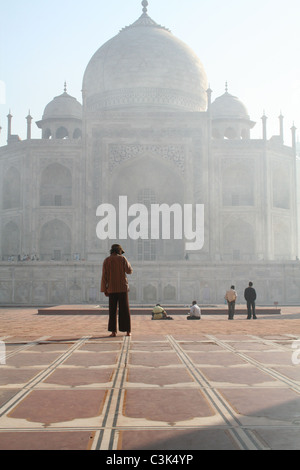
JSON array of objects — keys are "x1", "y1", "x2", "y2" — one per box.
[{"x1": 187, "y1": 300, "x2": 201, "y2": 320}]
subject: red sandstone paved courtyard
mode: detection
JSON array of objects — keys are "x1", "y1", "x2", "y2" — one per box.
[{"x1": 0, "y1": 305, "x2": 300, "y2": 451}]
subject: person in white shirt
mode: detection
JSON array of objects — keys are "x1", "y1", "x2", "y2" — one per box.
[{"x1": 187, "y1": 301, "x2": 201, "y2": 320}]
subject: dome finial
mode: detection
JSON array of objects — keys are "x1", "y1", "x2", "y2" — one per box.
[
  {"x1": 225, "y1": 81, "x2": 228, "y2": 93},
  {"x1": 64, "y1": 81, "x2": 67, "y2": 93},
  {"x1": 142, "y1": 0, "x2": 148, "y2": 14}
]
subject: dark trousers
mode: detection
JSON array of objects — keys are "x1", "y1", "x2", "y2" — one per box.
[
  {"x1": 227, "y1": 301, "x2": 235, "y2": 319},
  {"x1": 247, "y1": 301, "x2": 256, "y2": 318},
  {"x1": 108, "y1": 292, "x2": 131, "y2": 333}
]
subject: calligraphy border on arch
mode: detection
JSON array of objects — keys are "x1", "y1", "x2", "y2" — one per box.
[{"x1": 108, "y1": 143, "x2": 185, "y2": 174}]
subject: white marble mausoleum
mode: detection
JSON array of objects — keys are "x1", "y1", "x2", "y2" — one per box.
[{"x1": 0, "y1": 1, "x2": 299, "y2": 306}]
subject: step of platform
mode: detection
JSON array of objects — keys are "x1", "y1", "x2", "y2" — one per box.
[{"x1": 37, "y1": 305, "x2": 281, "y2": 316}]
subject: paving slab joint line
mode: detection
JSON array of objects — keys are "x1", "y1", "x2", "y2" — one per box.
[
  {"x1": 249, "y1": 334, "x2": 296, "y2": 352},
  {"x1": 166, "y1": 335, "x2": 267, "y2": 451},
  {"x1": 3, "y1": 336, "x2": 51, "y2": 360},
  {"x1": 92, "y1": 336, "x2": 131, "y2": 451},
  {"x1": 0, "y1": 335, "x2": 91, "y2": 419},
  {"x1": 206, "y1": 334, "x2": 300, "y2": 393}
]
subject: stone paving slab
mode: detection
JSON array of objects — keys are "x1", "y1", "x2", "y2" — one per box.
[{"x1": 0, "y1": 306, "x2": 300, "y2": 450}]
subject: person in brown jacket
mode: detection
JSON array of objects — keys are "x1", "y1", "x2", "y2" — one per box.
[{"x1": 101, "y1": 244, "x2": 133, "y2": 337}]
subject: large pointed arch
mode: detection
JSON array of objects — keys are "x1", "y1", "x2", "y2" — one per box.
[
  {"x1": 222, "y1": 163, "x2": 254, "y2": 206},
  {"x1": 3, "y1": 167, "x2": 21, "y2": 210},
  {"x1": 40, "y1": 163, "x2": 72, "y2": 206},
  {"x1": 39, "y1": 219, "x2": 72, "y2": 261},
  {"x1": 1, "y1": 221, "x2": 20, "y2": 258},
  {"x1": 108, "y1": 154, "x2": 185, "y2": 261},
  {"x1": 222, "y1": 219, "x2": 255, "y2": 260}
]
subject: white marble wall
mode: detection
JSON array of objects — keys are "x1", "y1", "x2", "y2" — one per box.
[{"x1": 0, "y1": 260, "x2": 299, "y2": 306}]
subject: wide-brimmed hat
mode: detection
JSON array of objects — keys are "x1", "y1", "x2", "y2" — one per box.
[{"x1": 110, "y1": 244, "x2": 125, "y2": 254}]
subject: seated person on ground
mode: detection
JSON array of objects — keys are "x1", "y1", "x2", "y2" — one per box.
[
  {"x1": 187, "y1": 300, "x2": 201, "y2": 320},
  {"x1": 152, "y1": 304, "x2": 173, "y2": 320}
]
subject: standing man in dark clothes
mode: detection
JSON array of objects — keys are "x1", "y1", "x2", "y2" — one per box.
[
  {"x1": 101, "y1": 244, "x2": 133, "y2": 337},
  {"x1": 244, "y1": 281, "x2": 257, "y2": 319}
]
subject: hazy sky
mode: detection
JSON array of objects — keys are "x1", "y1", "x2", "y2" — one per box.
[{"x1": 0, "y1": 0, "x2": 299, "y2": 144}]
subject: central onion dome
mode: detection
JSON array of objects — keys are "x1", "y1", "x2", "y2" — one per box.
[{"x1": 83, "y1": 1, "x2": 208, "y2": 113}]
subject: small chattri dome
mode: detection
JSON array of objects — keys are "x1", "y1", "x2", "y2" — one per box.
[
  {"x1": 211, "y1": 85, "x2": 255, "y2": 140},
  {"x1": 211, "y1": 89, "x2": 249, "y2": 120},
  {"x1": 42, "y1": 85, "x2": 82, "y2": 120},
  {"x1": 36, "y1": 84, "x2": 82, "y2": 140}
]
